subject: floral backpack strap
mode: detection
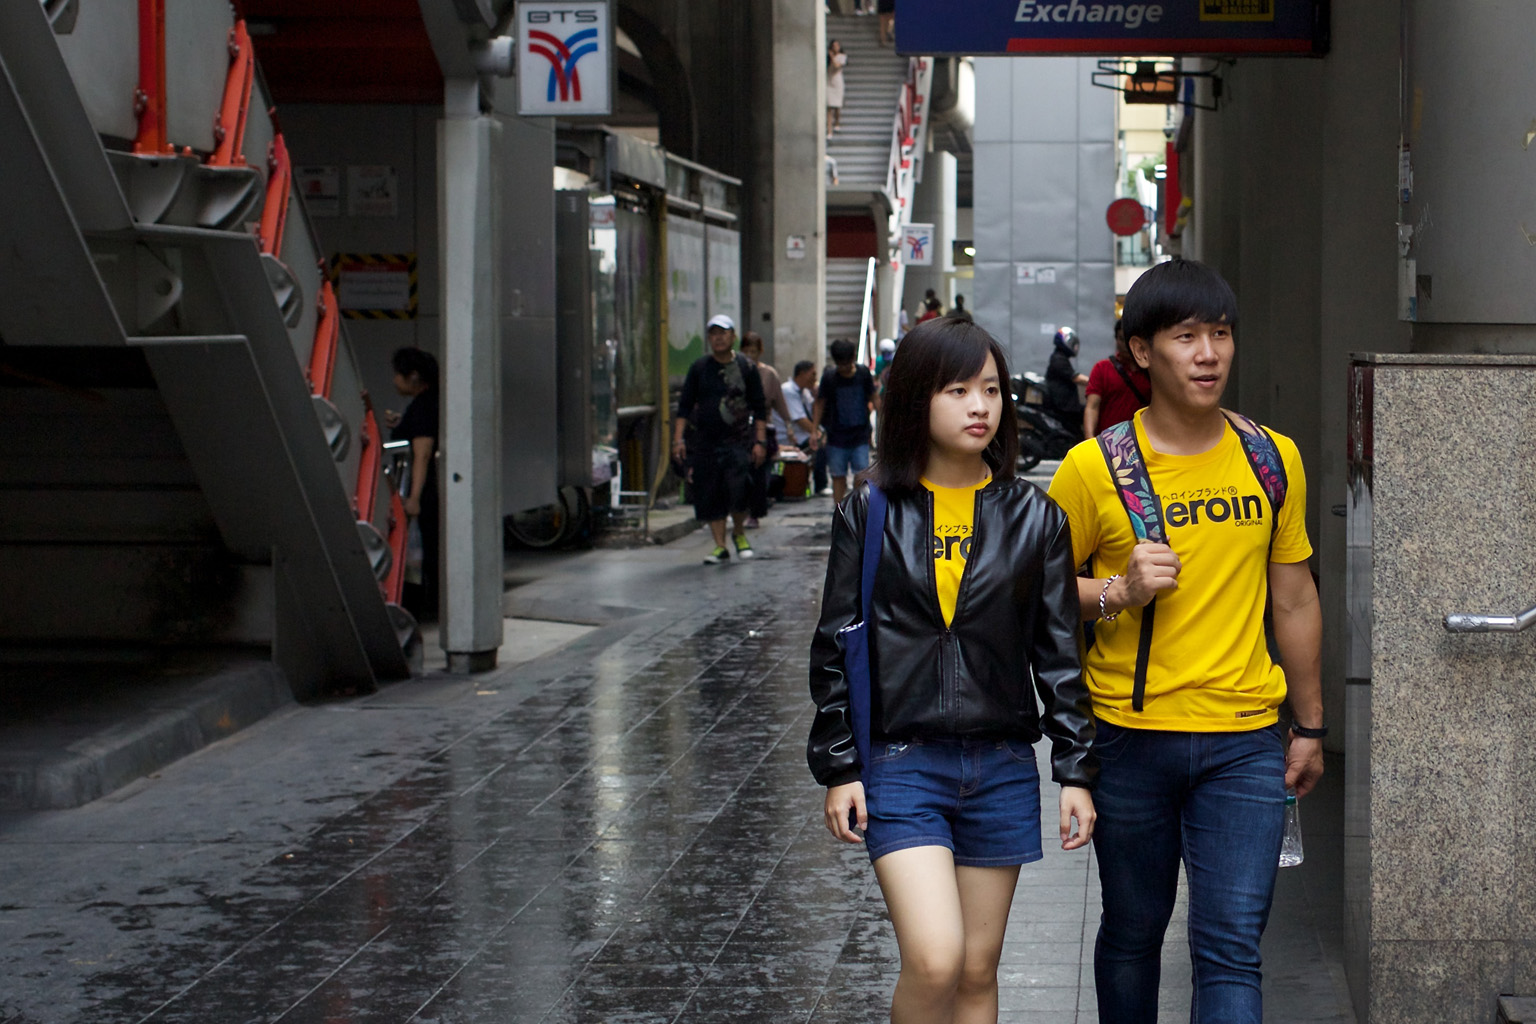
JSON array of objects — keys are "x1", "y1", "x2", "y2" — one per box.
[
  {"x1": 1096, "y1": 420, "x2": 1162, "y2": 712},
  {"x1": 1221, "y1": 410, "x2": 1288, "y2": 553}
]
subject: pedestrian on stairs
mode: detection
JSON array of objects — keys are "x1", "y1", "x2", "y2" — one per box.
[
  {"x1": 878, "y1": 0, "x2": 896, "y2": 46},
  {"x1": 826, "y1": 40, "x2": 847, "y2": 139}
]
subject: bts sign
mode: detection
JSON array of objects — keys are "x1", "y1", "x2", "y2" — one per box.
[
  {"x1": 517, "y1": 2, "x2": 612, "y2": 117},
  {"x1": 894, "y1": 0, "x2": 1327, "y2": 56}
]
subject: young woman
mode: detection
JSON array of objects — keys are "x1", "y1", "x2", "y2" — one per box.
[
  {"x1": 808, "y1": 316, "x2": 1097, "y2": 1024},
  {"x1": 826, "y1": 40, "x2": 847, "y2": 139}
]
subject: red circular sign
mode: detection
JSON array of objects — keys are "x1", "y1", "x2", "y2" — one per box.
[{"x1": 1106, "y1": 198, "x2": 1147, "y2": 237}]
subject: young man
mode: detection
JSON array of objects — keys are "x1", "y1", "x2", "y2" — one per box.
[
  {"x1": 1082, "y1": 319, "x2": 1150, "y2": 438},
  {"x1": 672, "y1": 315, "x2": 768, "y2": 564},
  {"x1": 1047, "y1": 259, "x2": 1324, "y2": 1024},
  {"x1": 812, "y1": 338, "x2": 877, "y2": 505}
]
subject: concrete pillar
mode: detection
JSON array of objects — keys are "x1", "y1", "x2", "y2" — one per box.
[
  {"x1": 769, "y1": 0, "x2": 826, "y2": 372},
  {"x1": 438, "y1": 114, "x2": 503, "y2": 672},
  {"x1": 971, "y1": 56, "x2": 1115, "y2": 375},
  {"x1": 904, "y1": 149, "x2": 957, "y2": 326}
]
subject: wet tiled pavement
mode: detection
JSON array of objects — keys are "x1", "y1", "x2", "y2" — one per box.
[{"x1": 0, "y1": 499, "x2": 1354, "y2": 1023}]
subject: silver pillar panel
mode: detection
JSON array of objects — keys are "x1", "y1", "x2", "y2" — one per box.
[
  {"x1": 497, "y1": 113, "x2": 559, "y2": 514},
  {"x1": 972, "y1": 56, "x2": 1116, "y2": 376},
  {"x1": 49, "y1": 0, "x2": 138, "y2": 143},
  {"x1": 1403, "y1": 1, "x2": 1536, "y2": 324},
  {"x1": 438, "y1": 114, "x2": 503, "y2": 662},
  {"x1": 163, "y1": 0, "x2": 230, "y2": 154}
]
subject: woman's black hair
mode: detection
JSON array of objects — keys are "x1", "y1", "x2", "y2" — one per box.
[
  {"x1": 1120, "y1": 257, "x2": 1238, "y2": 346},
  {"x1": 392, "y1": 346, "x2": 439, "y2": 388},
  {"x1": 873, "y1": 316, "x2": 1018, "y2": 495}
]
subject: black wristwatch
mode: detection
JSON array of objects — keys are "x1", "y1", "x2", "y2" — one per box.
[{"x1": 1289, "y1": 722, "x2": 1328, "y2": 739}]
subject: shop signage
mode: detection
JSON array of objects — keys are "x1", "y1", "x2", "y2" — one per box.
[
  {"x1": 904, "y1": 224, "x2": 935, "y2": 266},
  {"x1": 895, "y1": 0, "x2": 1327, "y2": 57},
  {"x1": 517, "y1": 2, "x2": 612, "y2": 116}
]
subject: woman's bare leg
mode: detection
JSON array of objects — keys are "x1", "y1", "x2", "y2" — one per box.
[
  {"x1": 953, "y1": 865, "x2": 1023, "y2": 1024},
  {"x1": 875, "y1": 846, "x2": 966, "y2": 1024}
]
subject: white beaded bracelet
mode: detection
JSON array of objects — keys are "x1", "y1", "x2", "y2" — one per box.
[{"x1": 1099, "y1": 574, "x2": 1121, "y2": 621}]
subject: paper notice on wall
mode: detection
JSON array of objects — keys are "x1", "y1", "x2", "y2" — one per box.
[
  {"x1": 330, "y1": 253, "x2": 418, "y2": 318},
  {"x1": 348, "y1": 165, "x2": 398, "y2": 218},
  {"x1": 296, "y1": 166, "x2": 340, "y2": 217},
  {"x1": 1015, "y1": 263, "x2": 1057, "y2": 286}
]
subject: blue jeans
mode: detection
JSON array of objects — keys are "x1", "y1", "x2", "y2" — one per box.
[
  {"x1": 825, "y1": 443, "x2": 870, "y2": 478},
  {"x1": 863, "y1": 736, "x2": 1043, "y2": 868},
  {"x1": 1091, "y1": 721, "x2": 1286, "y2": 1024}
]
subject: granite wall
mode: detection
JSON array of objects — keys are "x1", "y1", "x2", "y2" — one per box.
[{"x1": 1349, "y1": 354, "x2": 1536, "y2": 1022}]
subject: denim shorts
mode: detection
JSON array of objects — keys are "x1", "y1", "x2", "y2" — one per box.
[
  {"x1": 825, "y1": 443, "x2": 870, "y2": 478},
  {"x1": 863, "y1": 736, "x2": 1044, "y2": 867}
]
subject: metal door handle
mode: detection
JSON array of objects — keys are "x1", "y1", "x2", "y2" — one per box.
[{"x1": 1444, "y1": 606, "x2": 1536, "y2": 632}]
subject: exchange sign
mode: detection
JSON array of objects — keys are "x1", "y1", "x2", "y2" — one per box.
[{"x1": 894, "y1": 0, "x2": 1327, "y2": 57}]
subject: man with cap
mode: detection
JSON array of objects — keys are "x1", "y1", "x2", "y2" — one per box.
[{"x1": 672, "y1": 314, "x2": 769, "y2": 563}]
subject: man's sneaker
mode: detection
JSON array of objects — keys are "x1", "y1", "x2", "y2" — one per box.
[
  {"x1": 733, "y1": 533, "x2": 755, "y2": 560},
  {"x1": 703, "y1": 546, "x2": 730, "y2": 565}
]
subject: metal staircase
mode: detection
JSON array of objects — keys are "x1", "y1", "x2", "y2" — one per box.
[
  {"x1": 0, "y1": 0, "x2": 415, "y2": 695},
  {"x1": 825, "y1": 13, "x2": 933, "y2": 351},
  {"x1": 825, "y1": 16, "x2": 910, "y2": 189}
]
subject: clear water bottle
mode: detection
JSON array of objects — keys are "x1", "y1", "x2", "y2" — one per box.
[{"x1": 1279, "y1": 788, "x2": 1304, "y2": 868}]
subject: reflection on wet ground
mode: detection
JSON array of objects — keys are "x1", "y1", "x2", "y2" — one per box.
[{"x1": 0, "y1": 504, "x2": 1351, "y2": 1023}]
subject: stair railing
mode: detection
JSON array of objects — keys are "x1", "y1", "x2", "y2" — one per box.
[
  {"x1": 882, "y1": 55, "x2": 934, "y2": 334},
  {"x1": 128, "y1": 0, "x2": 411, "y2": 621},
  {"x1": 857, "y1": 256, "x2": 877, "y2": 367}
]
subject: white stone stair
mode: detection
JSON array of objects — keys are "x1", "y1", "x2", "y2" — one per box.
[{"x1": 826, "y1": 15, "x2": 909, "y2": 189}]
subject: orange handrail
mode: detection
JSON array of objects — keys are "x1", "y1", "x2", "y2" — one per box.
[
  {"x1": 383, "y1": 491, "x2": 409, "y2": 603},
  {"x1": 355, "y1": 408, "x2": 382, "y2": 525},
  {"x1": 210, "y1": 20, "x2": 255, "y2": 167},
  {"x1": 259, "y1": 132, "x2": 292, "y2": 255},
  {"x1": 133, "y1": 0, "x2": 173, "y2": 154},
  {"x1": 308, "y1": 279, "x2": 340, "y2": 398}
]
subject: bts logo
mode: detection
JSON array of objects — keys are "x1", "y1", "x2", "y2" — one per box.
[
  {"x1": 904, "y1": 223, "x2": 935, "y2": 266},
  {"x1": 518, "y1": 3, "x2": 611, "y2": 116},
  {"x1": 528, "y1": 27, "x2": 599, "y2": 102}
]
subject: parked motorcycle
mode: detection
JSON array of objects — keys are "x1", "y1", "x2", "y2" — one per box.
[{"x1": 1012, "y1": 372, "x2": 1082, "y2": 472}]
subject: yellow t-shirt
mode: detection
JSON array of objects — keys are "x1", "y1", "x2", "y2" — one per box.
[
  {"x1": 1047, "y1": 410, "x2": 1312, "y2": 731},
  {"x1": 923, "y1": 475, "x2": 989, "y2": 627}
]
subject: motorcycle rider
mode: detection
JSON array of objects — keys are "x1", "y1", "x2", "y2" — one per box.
[{"x1": 1045, "y1": 327, "x2": 1088, "y2": 435}]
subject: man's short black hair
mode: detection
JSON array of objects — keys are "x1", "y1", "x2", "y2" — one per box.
[
  {"x1": 1121, "y1": 258, "x2": 1238, "y2": 345},
  {"x1": 391, "y1": 346, "x2": 439, "y2": 388},
  {"x1": 829, "y1": 338, "x2": 856, "y2": 363},
  {"x1": 793, "y1": 359, "x2": 815, "y2": 377}
]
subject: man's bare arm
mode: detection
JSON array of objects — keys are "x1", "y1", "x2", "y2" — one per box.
[{"x1": 1270, "y1": 559, "x2": 1324, "y2": 797}]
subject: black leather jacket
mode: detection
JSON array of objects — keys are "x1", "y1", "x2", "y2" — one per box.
[{"x1": 807, "y1": 477, "x2": 1096, "y2": 790}]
